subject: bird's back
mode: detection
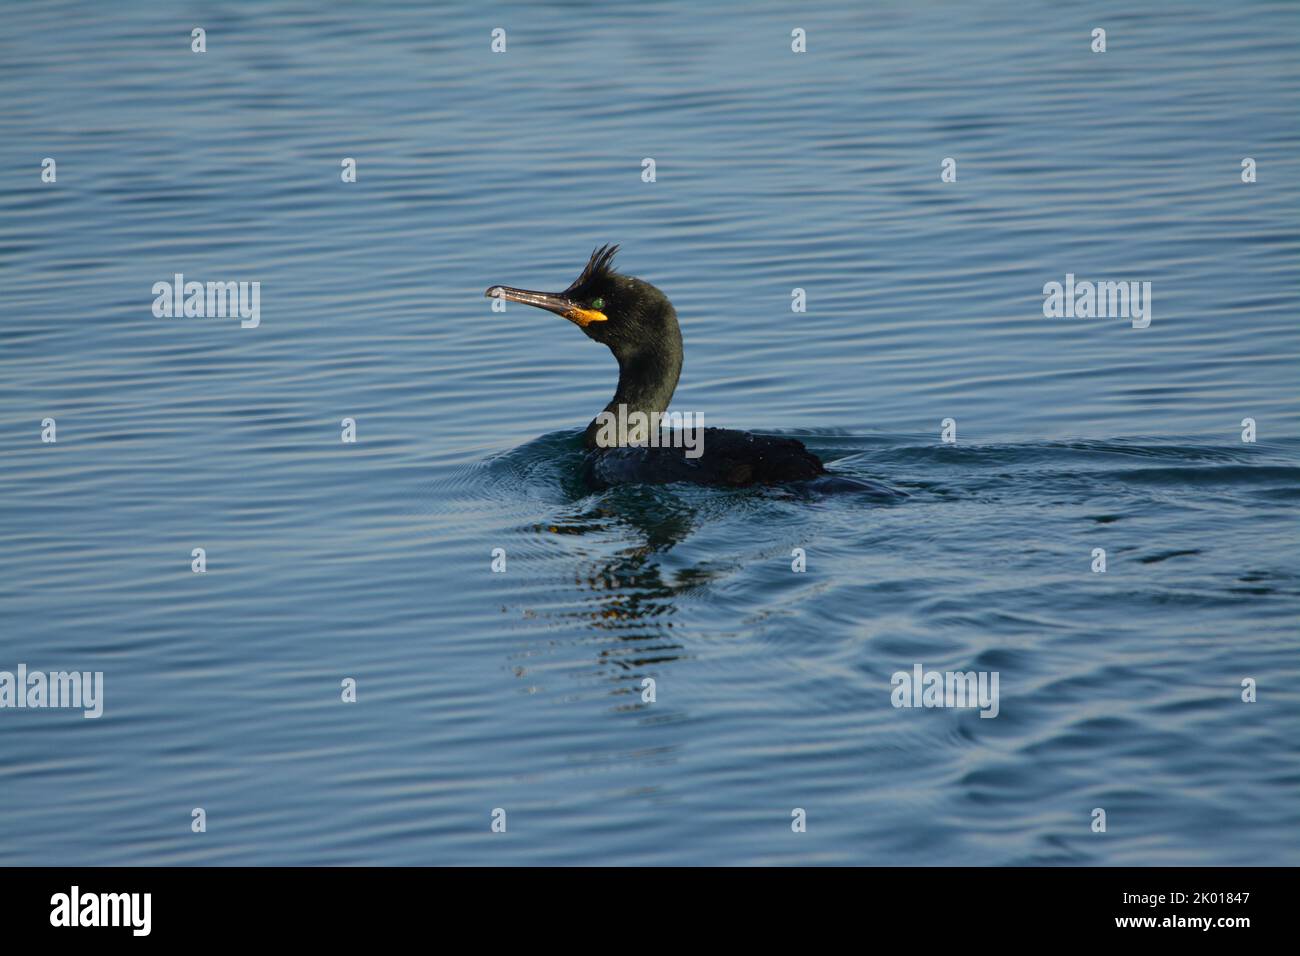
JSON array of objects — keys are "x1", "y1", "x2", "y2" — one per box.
[{"x1": 584, "y1": 427, "x2": 825, "y2": 488}]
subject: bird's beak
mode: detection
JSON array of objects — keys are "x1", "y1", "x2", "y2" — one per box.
[{"x1": 484, "y1": 285, "x2": 608, "y2": 328}]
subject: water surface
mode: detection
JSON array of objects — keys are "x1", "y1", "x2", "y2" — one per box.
[{"x1": 1, "y1": 0, "x2": 1297, "y2": 865}]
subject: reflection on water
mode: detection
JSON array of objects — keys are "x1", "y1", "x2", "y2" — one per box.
[{"x1": 549, "y1": 497, "x2": 695, "y2": 665}]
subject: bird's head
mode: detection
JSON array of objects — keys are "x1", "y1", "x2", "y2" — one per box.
[{"x1": 485, "y1": 245, "x2": 677, "y2": 360}]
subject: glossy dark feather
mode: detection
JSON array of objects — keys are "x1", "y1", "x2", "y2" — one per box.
[{"x1": 584, "y1": 428, "x2": 824, "y2": 489}]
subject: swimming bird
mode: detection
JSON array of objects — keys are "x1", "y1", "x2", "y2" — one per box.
[{"x1": 485, "y1": 245, "x2": 828, "y2": 488}]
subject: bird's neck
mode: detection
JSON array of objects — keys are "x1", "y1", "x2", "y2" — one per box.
[{"x1": 585, "y1": 342, "x2": 683, "y2": 448}]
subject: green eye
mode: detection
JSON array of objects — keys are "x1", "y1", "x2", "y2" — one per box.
[{"x1": 591, "y1": 297, "x2": 605, "y2": 310}]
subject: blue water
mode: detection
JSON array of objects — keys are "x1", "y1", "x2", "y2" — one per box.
[{"x1": 1, "y1": 1, "x2": 1298, "y2": 865}]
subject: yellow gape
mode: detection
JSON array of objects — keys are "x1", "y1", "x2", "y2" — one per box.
[{"x1": 562, "y1": 307, "x2": 608, "y2": 327}]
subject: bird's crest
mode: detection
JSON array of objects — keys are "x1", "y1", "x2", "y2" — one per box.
[{"x1": 567, "y1": 244, "x2": 620, "y2": 292}]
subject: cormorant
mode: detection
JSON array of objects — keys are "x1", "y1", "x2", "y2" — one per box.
[{"x1": 485, "y1": 245, "x2": 828, "y2": 488}]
